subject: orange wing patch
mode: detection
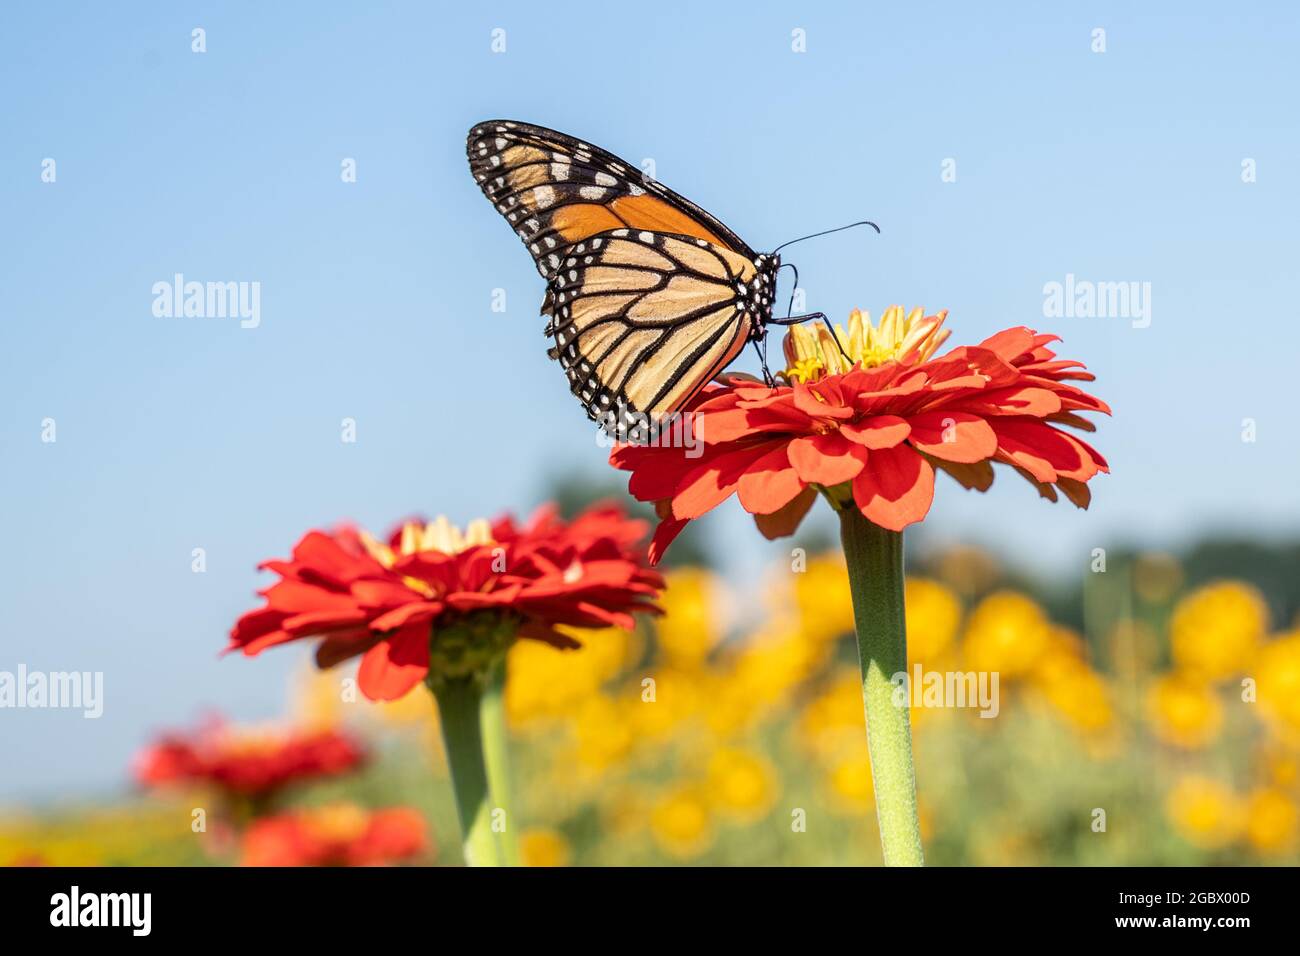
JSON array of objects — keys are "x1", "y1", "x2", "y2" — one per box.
[
  {"x1": 551, "y1": 204, "x2": 626, "y2": 243},
  {"x1": 548, "y1": 195, "x2": 728, "y2": 247},
  {"x1": 610, "y1": 194, "x2": 727, "y2": 246},
  {"x1": 468, "y1": 121, "x2": 756, "y2": 279}
]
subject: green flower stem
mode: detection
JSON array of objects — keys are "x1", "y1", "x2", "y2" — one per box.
[
  {"x1": 480, "y1": 658, "x2": 521, "y2": 866},
  {"x1": 838, "y1": 506, "x2": 924, "y2": 866},
  {"x1": 434, "y1": 676, "x2": 503, "y2": 867}
]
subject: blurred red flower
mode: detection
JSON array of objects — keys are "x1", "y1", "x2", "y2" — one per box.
[
  {"x1": 227, "y1": 503, "x2": 664, "y2": 701},
  {"x1": 134, "y1": 718, "x2": 366, "y2": 800},
  {"x1": 241, "y1": 804, "x2": 429, "y2": 867},
  {"x1": 611, "y1": 310, "x2": 1110, "y2": 563}
]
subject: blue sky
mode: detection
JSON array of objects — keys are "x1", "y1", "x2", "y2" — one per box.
[{"x1": 2, "y1": 2, "x2": 1298, "y2": 798}]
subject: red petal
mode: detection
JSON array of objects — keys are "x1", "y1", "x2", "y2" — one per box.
[
  {"x1": 1056, "y1": 476, "x2": 1092, "y2": 509},
  {"x1": 672, "y1": 441, "x2": 782, "y2": 520},
  {"x1": 977, "y1": 327, "x2": 1037, "y2": 362},
  {"x1": 991, "y1": 418, "x2": 1087, "y2": 483},
  {"x1": 753, "y1": 486, "x2": 818, "y2": 540},
  {"x1": 351, "y1": 579, "x2": 427, "y2": 611},
  {"x1": 840, "y1": 415, "x2": 910, "y2": 449},
  {"x1": 786, "y1": 432, "x2": 868, "y2": 485},
  {"x1": 925, "y1": 455, "x2": 995, "y2": 492},
  {"x1": 792, "y1": 382, "x2": 853, "y2": 420},
  {"x1": 736, "y1": 445, "x2": 805, "y2": 514},
  {"x1": 648, "y1": 516, "x2": 689, "y2": 567},
  {"x1": 370, "y1": 601, "x2": 442, "y2": 632},
  {"x1": 907, "y1": 411, "x2": 997, "y2": 463},
  {"x1": 315, "y1": 632, "x2": 381, "y2": 668},
  {"x1": 851, "y1": 445, "x2": 935, "y2": 531},
  {"x1": 356, "y1": 623, "x2": 430, "y2": 701},
  {"x1": 263, "y1": 580, "x2": 359, "y2": 614}
]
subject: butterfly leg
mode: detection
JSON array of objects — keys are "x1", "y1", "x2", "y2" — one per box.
[
  {"x1": 818, "y1": 315, "x2": 852, "y2": 361},
  {"x1": 767, "y1": 311, "x2": 828, "y2": 326},
  {"x1": 752, "y1": 334, "x2": 775, "y2": 387},
  {"x1": 767, "y1": 312, "x2": 851, "y2": 361}
]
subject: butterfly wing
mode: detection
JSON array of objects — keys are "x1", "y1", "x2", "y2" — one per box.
[
  {"x1": 544, "y1": 230, "x2": 768, "y2": 429},
  {"x1": 467, "y1": 120, "x2": 756, "y2": 279}
]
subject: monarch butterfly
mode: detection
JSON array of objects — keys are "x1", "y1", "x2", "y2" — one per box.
[{"x1": 467, "y1": 120, "x2": 873, "y2": 437}]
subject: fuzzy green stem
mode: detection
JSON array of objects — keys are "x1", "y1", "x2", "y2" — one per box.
[
  {"x1": 838, "y1": 506, "x2": 924, "y2": 866},
  {"x1": 480, "y1": 658, "x2": 521, "y2": 866},
  {"x1": 434, "y1": 676, "x2": 503, "y2": 866}
]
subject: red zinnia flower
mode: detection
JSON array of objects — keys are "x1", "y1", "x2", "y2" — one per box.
[
  {"x1": 611, "y1": 308, "x2": 1110, "y2": 563},
  {"x1": 241, "y1": 804, "x2": 429, "y2": 866},
  {"x1": 227, "y1": 503, "x2": 664, "y2": 701},
  {"x1": 133, "y1": 717, "x2": 366, "y2": 800}
]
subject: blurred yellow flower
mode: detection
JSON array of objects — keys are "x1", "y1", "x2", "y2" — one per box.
[
  {"x1": 905, "y1": 577, "x2": 963, "y2": 666},
  {"x1": 1146, "y1": 674, "x2": 1223, "y2": 749},
  {"x1": 1039, "y1": 625, "x2": 1087, "y2": 664},
  {"x1": 706, "y1": 748, "x2": 779, "y2": 823},
  {"x1": 702, "y1": 675, "x2": 765, "y2": 738},
  {"x1": 1256, "y1": 631, "x2": 1300, "y2": 734},
  {"x1": 506, "y1": 627, "x2": 637, "y2": 725},
  {"x1": 962, "y1": 591, "x2": 1052, "y2": 678},
  {"x1": 790, "y1": 553, "x2": 854, "y2": 644},
  {"x1": 626, "y1": 668, "x2": 706, "y2": 741},
  {"x1": 655, "y1": 569, "x2": 723, "y2": 668},
  {"x1": 1165, "y1": 776, "x2": 1243, "y2": 850},
  {"x1": 1244, "y1": 788, "x2": 1298, "y2": 855},
  {"x1": 520, "y1": 827, "x2": 572, "y2": 867},
  {"x1": 1265, "y1": 748, "x2": 1300, "y2": 791},
  {"x1": 826, "y1": 743, "x2": 875, "y2": 815},
  {"x1": 799, "y1": 669, "x2": 865, "y2": 759},
  {"x1": 1037, "y1": 657, "x2": 1113, "y2": 733},
  {"x1": 650, "y1": 785, "x2": 715, "y2": 859},
  {"x1": 570, "y1": 695, "x2": 635, "y2": 770},
  {"x1": 728, "y1": 620, "x2": 827, "y2": 707},
  {"x1": 1169, "y1": 581, "x2": 1268, "y2": 681}
]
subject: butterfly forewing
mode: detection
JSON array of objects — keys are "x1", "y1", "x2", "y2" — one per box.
[
  {"x1": 545, "y1": 230, "x2": 760, "y2": 428},
  {"x1": 467, "y1": 119, "x2": 777, "y2": 428},
  {"x1": 467, "y1": 120, "x2": 755, "y2": 280}
]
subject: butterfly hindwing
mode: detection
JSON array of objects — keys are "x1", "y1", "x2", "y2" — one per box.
[
  {"x1": 543, "y1": 230, "x2": 776, "y2": 429},
  {"x1": 467, "y1": 120, "x2": 756, "y2": 280}
]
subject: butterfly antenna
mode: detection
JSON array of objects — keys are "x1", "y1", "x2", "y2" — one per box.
[
  {"x1": 772, "y1": 219, "x2": 880, "y2": 255},
  {"x1": 757, "y1": 220, "x2": 879, "y2": 379}
]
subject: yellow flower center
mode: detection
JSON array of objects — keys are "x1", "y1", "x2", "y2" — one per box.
[
  {"x1": 358, "y1": 516, "x2": 495, "y2": 597},
  {"x1": 784, "y1": 357, "x2": 826, "y2": 385},
  {"x1": 781, "y1": 306, "x2": 951, "y2": 383},
  {"x1": 359, "y1": 516, "x2": 494, "y2": 567}
]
